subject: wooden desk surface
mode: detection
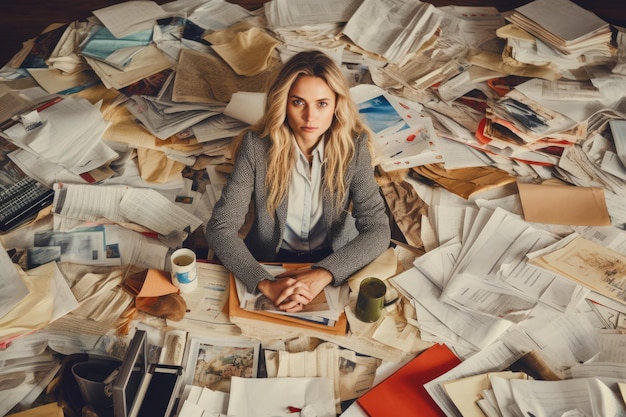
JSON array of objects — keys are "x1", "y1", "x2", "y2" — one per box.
[{"x1": 0, "y1": 0, "x2": 624, "y2": 68}]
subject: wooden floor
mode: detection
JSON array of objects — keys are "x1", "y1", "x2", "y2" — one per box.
[{"x1": 1, "y1": 0, "x2": 625, "y2": 68}]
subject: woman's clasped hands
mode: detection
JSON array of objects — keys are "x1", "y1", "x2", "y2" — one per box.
[{"x1": 257, "y1": 266, "x2": 333, "y2": 313}]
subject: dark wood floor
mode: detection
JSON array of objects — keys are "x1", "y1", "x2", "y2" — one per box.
[{"x1": 1, "y1": 0, "x2": 625, "y2": 68}]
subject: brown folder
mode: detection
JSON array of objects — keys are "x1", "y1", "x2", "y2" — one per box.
[{"x1": 227, "y1": 265, "x2": 348, "y2": 336}]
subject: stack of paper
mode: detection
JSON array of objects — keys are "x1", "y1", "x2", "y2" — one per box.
[
  {"x1": 529, "y1": 234, "x2": 626, "y2": 307},
  {"x1": 352, "y1": 84, "x2": 444, "y2": 171},
  {"x1": 125, "y1": 95, "x2": 222, "y2": 140},
  {"x1": 227, "y1": 376, "x2": 336, "y2": 417},
  {"x1": 441, "y1": 370, "x2": 528, "y2": 417},
  {"x1": 437, "y1": 371, "x2": 626, "y2": 417},
  {"x1": 84, "y1": 44, "x2": 173, "y2": 90},
  {"x1": 166, "y1": 262, "x2": 241, "y2": 336},
  {"x1": 476, "y1": 83, "x2": 583, "y2": 166},
  {"x1": 176, "y1": 385, "x2": 230, "y2": 417},
  {"x1": 390, "y1": 204, "x2": 604, "y2": 358},
  {"x1": 506, "y1": 0, "x2": 612, "y2": 56},
  {"x1": 235, "y1": 264, "x2": 348, "y2": 325},
  {"x1": 1, "y1": 95, "x2": 119, "y2": 175},
  {"x1": 264, "y1": 0, "x2": 362, "y2": 28},
  {"x1": 79, "y1": 26, "x2": 154, "y2": 71},
  {"x1": 51, "y1": 183, "x2": 203, "y2": 238},
  {"x1": 0, "y1": 351, "x2": 62, "y2": 416},
  {"x1": 92, "y1": 0, "x2": 168, "y2": 39},
  {"x1": 228, "y1": 271, "x2": 349, "y2": 337},
  {"x1": 341, "y1": 0, "x2": 442, "y2": 66}
]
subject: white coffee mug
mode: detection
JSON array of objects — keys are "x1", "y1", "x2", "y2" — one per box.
[{"x1": 170, "y1": 248, "x2": 197, "y2": 293}]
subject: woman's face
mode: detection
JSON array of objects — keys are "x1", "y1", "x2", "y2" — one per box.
[{"x1": 286, "y1": 75, "x2": 336, "y2": 152}]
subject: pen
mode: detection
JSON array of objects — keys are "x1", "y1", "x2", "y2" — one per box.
[{"x1": 35, "y1": 96, "x2": 64, "y2": 112}]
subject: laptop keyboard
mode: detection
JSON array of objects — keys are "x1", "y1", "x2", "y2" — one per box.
[{"x1": 0, "y1": 177, "x2": 54, "y2": 232}]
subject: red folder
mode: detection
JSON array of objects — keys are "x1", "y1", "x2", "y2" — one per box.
[{"x1": 357, "y1": 343, "x2": 461, "y2": 417}]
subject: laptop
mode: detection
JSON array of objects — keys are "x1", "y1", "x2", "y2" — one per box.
[{"x1": 0, "y1": 176, "x2": 54, "y2": 232}]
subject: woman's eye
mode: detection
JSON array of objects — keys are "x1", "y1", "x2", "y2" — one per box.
[
  {"x1": 292, "y1": 99, "x2": 304, "y2": 106},
  {"x1": 318, "y1": 102, "x2": 328, "y2": 108}
]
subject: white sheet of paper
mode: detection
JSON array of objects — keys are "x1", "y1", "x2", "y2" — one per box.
[
  {"x1": 424, "y1": 341, "x2": 520, "y2": 417},
  {"x1": 119, "y1": 187, "x2": 203, "y2": 236},
  {"x1": 227, "y1": 376, "x2": 336, "y2": 417},
  {"x1": 3, "y1": 97, "x2": 118, "y2": 174},
  {"x1": 28, "y1": 262, "x2": 79, "y2": 322},
  {"x1": 0, "y1": 241, "x2": 30, "y2": 318},
  {"x1": 392, "y1": 267, "x2": 513, "y2": 351},
  {"x1": 510, "y1": 378, "x2": 594, "y2": 417},
  {"x1": 93, "y1": 1, "x2": 167, "y2": 38},
  {"x1": 223, "y1": 91, "x2": 265, "y2": 125}
]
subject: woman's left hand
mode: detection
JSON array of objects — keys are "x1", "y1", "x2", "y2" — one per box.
[{"x1": 274, "y1": 267, "x2": 333, "y2": 312}]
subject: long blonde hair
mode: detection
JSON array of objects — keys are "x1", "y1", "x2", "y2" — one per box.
[{"x1": 233, "y1": 50, "x2": 371, "y2": 214}]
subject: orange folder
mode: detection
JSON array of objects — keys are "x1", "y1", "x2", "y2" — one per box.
[
  {"x1": 357, "y1": 343, "x2": 461, "y2": 417},
  {"x1": 227, "y1": 265, "x2": 348, "y2": 336}
]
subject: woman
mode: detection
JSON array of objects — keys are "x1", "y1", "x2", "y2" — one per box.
[{"x1": 206, "y1": 50, "x2": 390, "y2": 313}]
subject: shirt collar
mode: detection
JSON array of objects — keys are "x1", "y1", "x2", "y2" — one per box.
[{"x1": 294, "y1": 137, "x2": 325, "y2": 164}]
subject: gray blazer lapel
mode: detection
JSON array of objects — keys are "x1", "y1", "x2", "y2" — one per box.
[{"x1": 276, "y1": 195, "x2": 288, "y2": 243}]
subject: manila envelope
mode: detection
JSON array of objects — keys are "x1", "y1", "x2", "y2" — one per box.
[{"x1": 517, "y1": 181, "x2": 611, "y2": 226}]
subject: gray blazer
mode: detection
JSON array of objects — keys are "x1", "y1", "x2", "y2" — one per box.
[{"x1": 206, "y1": 131, "x2": 390, "y2": 293}]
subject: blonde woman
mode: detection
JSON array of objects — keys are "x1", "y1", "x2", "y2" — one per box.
[{"x1": 206, "y1": 50, "x2": 390, "y2": 312}]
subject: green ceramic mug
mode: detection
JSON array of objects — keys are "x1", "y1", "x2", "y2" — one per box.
[{"x1": 355, "y1": 277, "x2": 387, "y2": 323}]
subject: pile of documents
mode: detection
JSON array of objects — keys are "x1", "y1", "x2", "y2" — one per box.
[
  {"x1": 79, "y1": 26, "x2": 154, "y2": 71},
  {"x1": 341, "y1": 0, "x2": 442, "y2": 66},
  {"x1": 496, "y1": 0, "x2": 616, "y2": 78},
  {"x1": 236, "y1": 264, "x2": 348, "y2": 326},
  {"x1": 228, "y1": 265, "x2": 351, "y2": 342},
  {"x1": 506, "y1": 0, "x2": 613, "y2": 56},
  {"x1": 2, "y1": 95, "x2": 117, "y2": 176}
]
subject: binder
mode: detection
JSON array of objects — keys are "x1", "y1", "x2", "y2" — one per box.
[
  {"x1": 113, "y1": 330, "x2": 183, "y2": 417},
  {"x1": 357, "y1": 343, "x2": 461, "y2": 417}
]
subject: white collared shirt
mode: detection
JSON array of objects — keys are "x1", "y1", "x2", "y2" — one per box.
[{"x1": 280, "y1": 139, "x2": 329, "y2": 252}]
